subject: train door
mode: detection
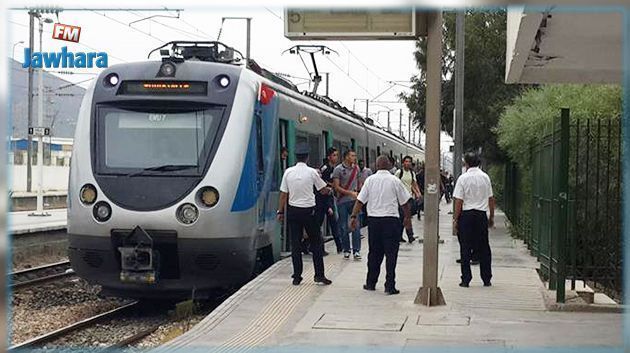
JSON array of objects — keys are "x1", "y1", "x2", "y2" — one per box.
[{"x1": 278, "y1": 119, "x2": 293, "y2": 254}]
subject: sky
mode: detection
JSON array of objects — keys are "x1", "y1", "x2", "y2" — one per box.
[{"x1": 7, "y1": 3, "x2": 454, "y2": 149}]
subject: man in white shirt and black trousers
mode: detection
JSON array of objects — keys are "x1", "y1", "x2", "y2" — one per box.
[
  {"x1": 452, "y1": 152, "x2": 495, "y2": 288},
  {"x1": 349, "y1": 155, "x2": 412, "y2": 295},
  {"x1": 277, "y1": 143, "x2": 333, "y2": 286}
]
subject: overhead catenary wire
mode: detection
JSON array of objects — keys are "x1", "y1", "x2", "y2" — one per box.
[
  {"x1": 325, "y1": 56, "x2": 373, "y2": 96},
  {"x1": 126, "y1": 10, "x2": 209, "y2": 40},
  {"x1": 90, "y1": 10, "x2": 166, "y2": 43},
  {"x1": 177, "y1": 15, "x2": 214, "y2": 39},
  {"x1": 262, "y1": 8, "x2": 378, "y2": 99}
]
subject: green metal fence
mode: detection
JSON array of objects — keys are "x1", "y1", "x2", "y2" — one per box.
[{"x1": 503, "y1": 108, "x2": 623, "y2": 303}]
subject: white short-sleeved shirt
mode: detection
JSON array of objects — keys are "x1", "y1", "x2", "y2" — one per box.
[
  {"x1": 280, "y1": 162, "x2": 327, "y2": 208},
  {"x1": 452, "y1": 167, "x2": 494, "y2": 211},
  {"x1": 357, "y1": 170, "x2": 412, "y2": 217}
]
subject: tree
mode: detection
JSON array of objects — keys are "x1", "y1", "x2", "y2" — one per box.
[{"x1": 400, "y1": 10, "x2": 525, "y2": 163}]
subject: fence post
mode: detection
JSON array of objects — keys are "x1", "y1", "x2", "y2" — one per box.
[{"x1": 556, "y1": 108, "x2": 570, "y2": 303}]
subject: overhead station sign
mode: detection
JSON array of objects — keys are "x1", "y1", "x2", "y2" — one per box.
[{"x1": 285, "y1": 9, "x2": 426, "y2": 40}]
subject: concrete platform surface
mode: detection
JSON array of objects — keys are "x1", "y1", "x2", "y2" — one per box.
[
  {"x1": 161, "y1": 202, "x2": 623, "y2": 352},
  {"x1": 9, "y1": 208, "x2": 67, "y2": 235}
]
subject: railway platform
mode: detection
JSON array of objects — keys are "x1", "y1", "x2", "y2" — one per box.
[
  {"x1": 161, "y1": 202, "x2": 622, "y2": 352},
  {"x1": 9, "y1": 208, "x2": 67, "y2": 235}
]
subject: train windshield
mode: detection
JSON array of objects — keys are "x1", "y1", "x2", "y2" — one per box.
[{"x1": 96, "y1": 105, "x2": 224, "y2": 175}]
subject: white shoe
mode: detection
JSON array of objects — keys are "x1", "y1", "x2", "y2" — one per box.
[
  {"x1": 353, "y1": 252, "x2": 362, "y2": 260},
  {"x1": 343, "y1": 252, "x2": 350, "y2": 259}
]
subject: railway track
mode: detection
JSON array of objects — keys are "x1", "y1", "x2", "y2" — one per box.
[
  {"x1": 9, "y1": 301, "x2": 149, "y2": 350},
  {"x1": 9, "y1": 260, "x2": 75, "y2": 289}
]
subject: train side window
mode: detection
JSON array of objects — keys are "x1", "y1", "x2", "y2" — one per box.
[
  {"x1": 308, "y1": 134, "x2": 322, "y2": 167},
  {"x1": 377, "y1": 146, "x2": 381, "y2": 156},
  {"x1": 333, "y1": 139, "x2": 343, "y2": 156}
]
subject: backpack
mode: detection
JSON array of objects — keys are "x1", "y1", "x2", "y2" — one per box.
[{"x1": 396, "y1": 169, "x2": 415, "y2": 181}]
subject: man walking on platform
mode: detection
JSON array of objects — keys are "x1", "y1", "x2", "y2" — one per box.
[
  {"x1": 394, "y1": 156, "x2": 421, "y2": 243},
  {"x1": 452, "y1": 152, "x2": 495, "y2": 287},
  {"x1": 350, "y1": 155, "x2": 412, "y2": 295},
  {"x1": 333, "y1": 150, "x2": 362, "y2": 260},
  {"x1": 277, "y1": 143, "x2": 333, "y2": 286}
]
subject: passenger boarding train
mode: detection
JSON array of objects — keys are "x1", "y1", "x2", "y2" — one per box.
[{"x1": 67, "y1": 41, "x2": 424, "y2": 299}]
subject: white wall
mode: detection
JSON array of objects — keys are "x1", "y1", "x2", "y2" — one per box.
[{"x1": 10, "y1": 165, "x2": 69, "y2": 192}]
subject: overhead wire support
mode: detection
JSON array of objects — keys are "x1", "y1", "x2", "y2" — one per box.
[{"x1": 282, "y1": 45, "x2": 338, "y2": 95}]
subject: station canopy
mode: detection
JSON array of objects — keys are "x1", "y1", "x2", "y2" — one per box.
[{"x1": 505, "y1": 6, "x2": 622, "y2": 84}]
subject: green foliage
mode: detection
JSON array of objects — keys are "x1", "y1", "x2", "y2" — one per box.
[
  {"x1": 496, "y1": 84, "x2": 622, "y2": 166},
  {"x1": 400, "y1": 10, "x2": 526, "y2": 163}
]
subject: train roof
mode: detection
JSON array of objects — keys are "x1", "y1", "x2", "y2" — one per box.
[{"x1": 148, "y1": 41, "x2": 423, "y2": 153}]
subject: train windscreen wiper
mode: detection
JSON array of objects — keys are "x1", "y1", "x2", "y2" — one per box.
[{"x1": 126, "y1": 164, "x2": 198, "y2": 177}]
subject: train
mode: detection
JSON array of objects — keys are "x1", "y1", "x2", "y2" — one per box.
[{"x1": 67, "y1": 41, "x2": 424, "y2": 299}]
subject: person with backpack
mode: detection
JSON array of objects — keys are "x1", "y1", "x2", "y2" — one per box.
[
  {"x1": 395, "y1": 156, "x2": 422, "y2": 243},
  {"x1": 332, "y1": 149, "x2": 362, "y2": 260}
]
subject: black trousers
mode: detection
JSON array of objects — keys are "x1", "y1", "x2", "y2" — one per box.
[
  {"x1": 458, "y1": 210, "x2": 492, "y2": 284},
  {"x1": 398, "y1": 201, "x2": 414, "y2": 241},
  {"x1": 366, "y1": 217, "x2": 400, "y2": 290},
  {"x1": 287, "y1": 205, "x2": 325, "y2": 279}
]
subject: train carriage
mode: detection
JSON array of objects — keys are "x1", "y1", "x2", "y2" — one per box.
[{"x1": 67, "y1": 41, "x2": 424, "y2": 299}]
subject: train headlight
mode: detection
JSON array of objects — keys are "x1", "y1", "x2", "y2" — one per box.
[
  {"x1": 104, "y1": 73, "x2": 119, "y2": 87},
  {"x1": 93, "y1": 201, "x2": 112, "y2": 222},
  {"x1": 158, "y1": 61, "x2": 176, "y2": 77},
  {"x1": 218, "y1": 75, "x2": 230, "y2": 88},
  {"x1": 177, "y1": 203, "x2": 199, "y2": 225},
  {"x1": 79, "y1": 184, "x2": 97, "y2": 205},
  {"x1": 197, "y1": 187, "x2": 220, "y2": 208}
]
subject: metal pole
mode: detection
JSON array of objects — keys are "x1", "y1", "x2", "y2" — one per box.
[
  {"x1": 325, "y1": 72, "x2": 329, "y2": 96},
  {"x1": 245, "y1": 18, "x2": 251, "y2": 67},
  {"x1": 453, "y1": 11, "x2": 465, "y2": 181},
  {"x1": 365, "y1": 99, "x2": 369, "y2": 120},
  {"x1": 415, "y1": 11, "x2": 445, "y2": 306},
  {"x1": 399, "y1": 109, "x2": 403, "y2": 137},
  {"x1": 34, "y1": 18, "x2": 47, "y2": 216},
  {"x1": 387, "y1": 111, "x2": 391, "y2": 131},
  {"x1": 26, "y1": 11, "x2": 34, "y2": 192}
]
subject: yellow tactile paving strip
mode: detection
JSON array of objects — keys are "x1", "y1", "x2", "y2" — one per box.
[{"x1": 213, "y1": 263, "x2": 336, "y2": 353}]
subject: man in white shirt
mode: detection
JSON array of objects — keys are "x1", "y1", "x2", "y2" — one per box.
[
  {"x1": 349, "y1": 155, "x2": 412, "y2": 295},
  {"x1": 452, "y1": 152, "x2": 495, "y2": 288},
  {"x1": 277, "y1": 143, "x2": 332, "y2": 286}
]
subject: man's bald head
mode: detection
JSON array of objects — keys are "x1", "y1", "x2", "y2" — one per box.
[{"x1": 376, "y1": 155, "x2": 391, "y2": 170}]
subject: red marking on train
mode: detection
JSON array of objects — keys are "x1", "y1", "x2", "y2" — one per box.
[{"x1": 259, "y1": 84, "x2": 275, "y2": 105}]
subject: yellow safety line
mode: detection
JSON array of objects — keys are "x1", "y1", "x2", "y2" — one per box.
[{"x1": 212, "y1": 262, "x2": 337, "y2": 353}]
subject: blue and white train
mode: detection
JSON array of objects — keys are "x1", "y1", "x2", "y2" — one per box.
[{"x1": 67, "y1": 41, "x2": 424, "y2": 299}]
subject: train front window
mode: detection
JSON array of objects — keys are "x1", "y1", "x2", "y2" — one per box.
[{"x1": 97, "y1": 105, "x2": 224, "y2": 174}]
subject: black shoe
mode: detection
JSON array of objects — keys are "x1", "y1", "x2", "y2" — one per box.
[
  {"x1": 292, "y1": 277, "x2": 302, "y2": 285},
  {"x1": 314, "y1": 276, "x2": 332, "y2": 285},
  {"x1": 385, "y1": 288, "x2": 400, "y2": 295},
  {"x1": 399, "y1": 238, "x2": 407, "y2": 243},
  {"x1": 459, "y1": 282, "x2": 469, "y2": 287},
  {"x1": 322, "y1": 251, "x2": 329, "y2": 257},
  {"x1": 408, "y1": 237, "x2": 416, "y2": 244},
  {"x1": 456, "y1": 259, "x2": 462, "y2": 264},
  {"x1": 471, "y1": 260, "x2": 480, "y2": 265},
  {"x1": 483, "y1": 281, "x2": 492, "y2": 287},
  {"x1": 363, "y1": 284, "x2": 375, "y2": 291}
]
